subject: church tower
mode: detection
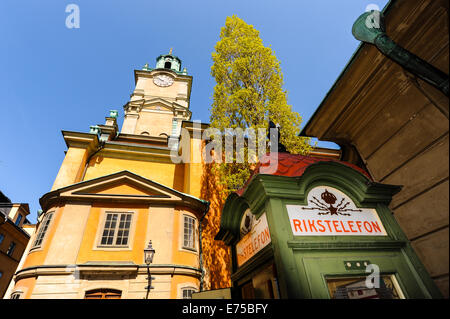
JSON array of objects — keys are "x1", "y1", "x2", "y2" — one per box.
[{"x1": 121, "y1": 50, "x2": 192, "y2": 149}]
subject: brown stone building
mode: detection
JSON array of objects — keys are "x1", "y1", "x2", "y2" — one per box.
[
  {"x1": 0, "y1": 192, "x2": 32, "y2": 298},
  {"x1": 301, "y1": 0, "x2": 448, "y2": 297}
]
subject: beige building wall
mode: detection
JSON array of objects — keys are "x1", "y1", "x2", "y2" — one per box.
[
  {"x1": 51, "y1": 147, "x2": 89, "y2": 191},
  {"x1": 44, "y1": 203, "x2": 91, "y2": 265},
  {"x1": 135, "y1": 110, "x2": 174, "y2": 137},
  {"x1": 27, "y1": 271, "x2": 194, "y2": 299}
]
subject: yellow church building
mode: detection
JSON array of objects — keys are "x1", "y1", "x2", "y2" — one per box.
[
  {"x1": 5, "y1": 52, "x2": 222, "y2": 299},
  {"x1": 5, "y1": 51, "x2": 339, "y2": 299}
]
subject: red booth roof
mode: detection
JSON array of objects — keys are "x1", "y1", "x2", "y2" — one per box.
[{"x1": 236, "y1": 152, "x2": 372, "y2": 196}]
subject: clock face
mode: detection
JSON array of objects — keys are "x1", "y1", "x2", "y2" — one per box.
[{"x1": 153, "y1": 74, "x2": 174, "y2": 87}]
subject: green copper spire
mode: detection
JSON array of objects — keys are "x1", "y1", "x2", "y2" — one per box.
[{"x1": 155, "y1": 49, "x2": 182, "y2": 72}]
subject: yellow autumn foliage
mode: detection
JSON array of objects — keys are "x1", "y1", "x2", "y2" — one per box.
[{"x1": 210, "y1": 15, "x2": 312, "y2": 193}]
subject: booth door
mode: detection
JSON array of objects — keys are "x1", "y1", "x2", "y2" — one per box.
[
  {"x1": 241, "y1": 281, "x2": 256, "y2": 299},
  {"x1": 239, "y1": 263, "x2": 278, "y2": 299},
  {"x1": 297, "y1": 251, "x2": 428, "y2": 299}
]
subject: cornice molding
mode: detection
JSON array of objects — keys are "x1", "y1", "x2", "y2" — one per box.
[
  {"x1": 100, "y1": 140, "x2": 173, "y2": 162},
  {"x1": 62, "y1": 131, "x2": 99, "y2": 151},
  {"x1": 286, "y1": 239, "x2": 406, "y2": 251},
  {"x1": 123, "y1": 97, "x2": 192, "y2": 119},
  {"x1": 39, "y1": 170, "x2": 208, "y2": 214},
  {"x1": 61, "y1": 130, "x2": 176, "y2": 161},
  {"x1": 134, "y1": 69, "x2": 193, "y2": 83},
  {"x1": 14, "y1": 263, "x2": 201, "y2": 281}
]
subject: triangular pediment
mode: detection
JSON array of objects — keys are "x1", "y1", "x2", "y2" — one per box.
[
  {"x1": 142, "y1": 98, "x2": 189, "y2": 113},
  {"x1": 40, "y1": 171, "x2": 207, "y2": 212},
  {"x1": 72, "y1": 180, "x2": 169, "y2": 198},
  {"x1": 60, "y1": 172, "x2": 180, "y2": 200}
]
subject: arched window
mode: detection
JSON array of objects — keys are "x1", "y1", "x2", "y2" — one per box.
[
  {"x1": 84, "y1": 288, "x2": 122, "y2": 299},
  {"x1": 10, "y1": 291, "x2": 23, "y2": 299},
  {"x1": 164, "y1": 61, "x2": 172, "y2": 69}
]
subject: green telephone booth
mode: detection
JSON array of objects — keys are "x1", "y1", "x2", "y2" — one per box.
[{"x1": 215, "y1": 153, "x2": 442, "y2": 299}]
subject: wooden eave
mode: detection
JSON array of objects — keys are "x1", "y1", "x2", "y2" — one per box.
[{"x1": 301, "y1": 0, "x2": 449, "y2": 143}]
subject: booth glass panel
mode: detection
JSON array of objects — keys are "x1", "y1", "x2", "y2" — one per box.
[{"x1": 327, "y1": 275, "x2": 404, "y2": 299}]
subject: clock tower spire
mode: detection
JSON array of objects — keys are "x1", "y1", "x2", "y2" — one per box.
[{"x1": 121, "y1": 50, "x2": 192, "y2": 140}]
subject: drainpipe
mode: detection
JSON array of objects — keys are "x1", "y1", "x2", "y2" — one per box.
[
  {"x1": 352, "y1": 10, "x2": 449, "y2": 97},
  {"x1": 80, "y1": 126, "x2": 105, "y2": 181},
  {"x1": 198, "y1": 201, "x2": 210, "y2": 292},
  {"x1": 80, "y1": 142, "x2": 105, "y2": 181}
]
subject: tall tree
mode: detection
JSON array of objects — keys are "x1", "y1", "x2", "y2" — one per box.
[{"x1": 210, "y1": 15, "x2": 312, "y2": 193}]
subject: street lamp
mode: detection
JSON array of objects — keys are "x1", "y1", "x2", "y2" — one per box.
[
  {"x1": 144, "y1": 240, "x2": 156, "y2": 299},
  {"x1": 144, "y1": 240, "x2": 156, "y2": 265}
]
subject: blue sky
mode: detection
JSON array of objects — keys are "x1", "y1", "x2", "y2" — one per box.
[{"x1": 0, "y1": 0, "x2": 389, "y2": 222}]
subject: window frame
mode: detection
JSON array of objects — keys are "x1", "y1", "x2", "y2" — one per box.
[
  {"x1": 6, "y1": 241, "x2": 16, "y2": 257},
  {"x1": 84, "y1": 288, "x2": 122, "y2": 299},
  {"x1": 182, "y1": 214, "x2": 196, "y2": 251},
  {"x1": 10, "y1": 291, "x2": 23, "y2": 299},
  {"x1": 14, "y1": 214, "x2": 23, "y2": 226},
  {"x1": 31, "y1": 211, "x2": 54, "y2": 250},
  {"x1": 182, "y1": 287, "x2": 196, "y2": 299},
  {"x1": 95, "y1": 211, "x2": 136, "y2": 250},
  {"x1": 178, "y1": 284, "x2": 198, "y2": 299}
]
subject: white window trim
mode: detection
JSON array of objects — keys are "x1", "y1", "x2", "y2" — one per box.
[
  {"x1": 93, "y1": 210, "x2": 137, "y2": 251},
  {"x1": 14, "y1": 214, "x2": 23, "y2": 227},
  {"x1": 177, "y1": 283, "x2": 199, "y2": 299},
  {"x1": 30, "y1": 211, "x2": 55, "y2": 251},
  {"x1": 179, "y1": 212, "x2": 198, "y2": 253},
  {"x1": 10, "y1": 290, "x2": 24, "y2": 299}
]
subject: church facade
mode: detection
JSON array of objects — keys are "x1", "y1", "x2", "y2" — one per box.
[{"x1": 5, "y1": 53, "x2": 226, "y2": 299}]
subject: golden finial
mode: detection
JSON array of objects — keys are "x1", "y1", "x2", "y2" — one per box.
[{"x1": 169, "y1": 48, "x2": 173, "y2": 55}]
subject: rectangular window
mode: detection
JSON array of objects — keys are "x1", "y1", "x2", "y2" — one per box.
[
  {"x1": 32, "y1": 212, "x2": 53, "y2": 248},
  {"x1": 171, "y1": 119, "x2": 178, "y2": 136},
  {"x1": 183, "y1": 215, "x2": 195, "y2": 250},
  {"x1": 182, "y1": 288, "x2": 196, "y2": 299},
  {"x1": 0, "y1": 233, "x2": 4, "y2": 245},
  {"x1": 100, "y1": 212, "x2": 132, "y2": 247},
  {"x1": 6, "y1": 242, "x2": 16, "y2": 257},
  {"x1": 15, "y1": 214, "x2": 23, "y2": 226}
]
